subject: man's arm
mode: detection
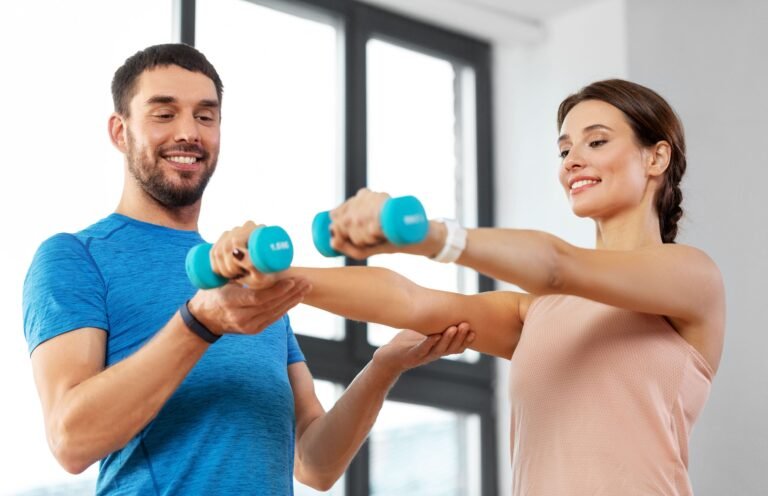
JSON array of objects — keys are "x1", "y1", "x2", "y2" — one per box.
[
  {"x1": 31, "y1": 280, "x2": 307, "y2": 474},
  {"x1": 291, "y1": 325, "x2": 473, "y2": 490}
]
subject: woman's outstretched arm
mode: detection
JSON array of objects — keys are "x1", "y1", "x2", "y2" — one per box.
[
  {"x1": 204, "y1": 222, "x2": 529, "y2": 359},
  {"x1": 325, "y1": 190, "x2": 725, "y2": 370},
  {"x1": 283, "y1": 265, "x2": 531, "y2": 359}
]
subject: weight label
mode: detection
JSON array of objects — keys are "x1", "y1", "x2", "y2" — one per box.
[
  {"x1": 403, "y1": 214, "x2": 425, "y2": 225},
  {"x1": 270, "y1": 241, "x2": 291, "y2": 251}
]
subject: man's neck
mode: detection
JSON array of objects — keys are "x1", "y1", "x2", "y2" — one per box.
[{"x1": 116, "y1": 190, "x2": 201, "y2": 232}]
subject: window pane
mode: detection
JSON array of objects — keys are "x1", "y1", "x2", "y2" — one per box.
[
  {"x1": 0, "y1": 1, "x2": 172, "y2": 493},
  {"x1": 196, "y1": 0, "x2": 345, "y2": 340},
  {"x1": 294, "y1": 380, "x2": 346, "y2": 496},
  {"x1": 370, "y1": 401, "x2": 481, "y2": 496},
  {"x1": 366, "y1": 40, "x2": 479, "y2": 362}
]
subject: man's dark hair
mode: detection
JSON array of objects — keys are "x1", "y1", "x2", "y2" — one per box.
[{"x1": 111, "y1": 43, "x2": 223, "y2": 116}]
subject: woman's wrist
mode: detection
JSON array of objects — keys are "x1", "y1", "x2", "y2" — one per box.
[{"x1": 399, "y1": 220, "x2": 447, "y2": 257}]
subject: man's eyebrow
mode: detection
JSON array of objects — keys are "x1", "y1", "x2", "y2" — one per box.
[
  {"x1": 557, "y1": 124, "x2": 614, "y2": 144},
  {"x1": 144, "y1": 96, "x2": 220, "y2": 109},
  {"x1": 145, "y1": 95, "x2": 177, "y2": 105}
]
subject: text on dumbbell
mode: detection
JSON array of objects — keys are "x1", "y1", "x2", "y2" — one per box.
[
  {"x1": 270, "y1": 241, "x2": 291, "y2": 251},
  {"x1": 403, "y1": 214, "x2": 426, "y2": 225}
]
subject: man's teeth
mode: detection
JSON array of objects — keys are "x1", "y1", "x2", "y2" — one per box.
[
  {"x1": 166, "y1": 156, "x2": 198, "y2": 164},
  {"x1": 571, "y1": 179, "x2": 599, "y2": 190}
]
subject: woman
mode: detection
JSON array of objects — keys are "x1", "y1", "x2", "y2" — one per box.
[{"x1": 208, "y1": 79, "x2": 724, "y2": 495}]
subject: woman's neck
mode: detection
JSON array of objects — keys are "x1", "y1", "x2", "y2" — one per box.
[{"x1": 594, "y1": 205, "x2": 663, "y2": 250}]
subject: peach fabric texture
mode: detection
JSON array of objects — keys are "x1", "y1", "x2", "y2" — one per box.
[{"x1": 509, "y1": 295, "x2": 713, "y2": 496}]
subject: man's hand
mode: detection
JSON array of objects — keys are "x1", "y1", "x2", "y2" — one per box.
[
  {"x1": 372, "y1": 323, "x2": 475, "y2": 375},
  {"x1": 188, "y1": 279, "x2": 309, "y2": 336}
]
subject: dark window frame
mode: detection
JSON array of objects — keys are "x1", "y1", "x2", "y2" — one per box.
[{"x1": 177, "y1": 1, "x2": 496, "y2": 494}]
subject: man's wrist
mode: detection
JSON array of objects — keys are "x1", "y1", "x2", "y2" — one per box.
[
  {"x1": 369, "y1": 355, "x2": 404, "y2": 382},
  {"x1": 180, "y1": 299, "x2": 221, "y2": 343}
]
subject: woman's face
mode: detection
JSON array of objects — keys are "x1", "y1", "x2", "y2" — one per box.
[{"x1": 557, "y1": 100, "x2": 652, "y2": 220}]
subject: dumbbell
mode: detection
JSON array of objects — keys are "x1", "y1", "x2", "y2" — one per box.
[
  {"x1": 312, "y1": 195, "x2": 428, "y2": 257},
  {"x1": 186, "y1": 226, "x2": 294, "y2": 289}
]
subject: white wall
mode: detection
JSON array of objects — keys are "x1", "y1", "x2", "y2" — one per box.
[
  {"x1": 491, "y1": 0, "x2": 628, "y2": 490},
  {"x1": 626, "y1": 1, "x2": 768, "y2": 494}
]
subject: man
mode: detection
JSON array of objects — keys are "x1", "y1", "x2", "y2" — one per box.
[{"x1": 22, "y1": 44, "x2": 473, "y2": 495}]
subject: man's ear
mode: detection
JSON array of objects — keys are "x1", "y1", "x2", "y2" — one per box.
[
  {"x1": 108, "y1": 113, "x2": 128, "y2": 153},
  {"x1": 647, "y1": 140, "x2": 671, "y2": 178}
]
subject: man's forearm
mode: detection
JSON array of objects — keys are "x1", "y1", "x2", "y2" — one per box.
[
  {"x1": 49, "y1": 314, "x2": 209, "y2": 473},
  {"x1": 295, "y1": 360, "x2": 400, "y2": 486}
]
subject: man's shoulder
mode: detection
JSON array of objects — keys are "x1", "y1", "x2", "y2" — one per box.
[{"x1": 30, "y1": 215, "x2": 124, "y2": 269}]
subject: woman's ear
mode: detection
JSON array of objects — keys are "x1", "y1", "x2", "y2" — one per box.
[{"x1": 648, "y1": 140, "x2": 671, "y2": 177}]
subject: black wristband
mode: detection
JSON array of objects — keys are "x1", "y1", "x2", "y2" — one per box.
[{"x1": 180, "y1": 300, "x2": 221, "y2": 344}]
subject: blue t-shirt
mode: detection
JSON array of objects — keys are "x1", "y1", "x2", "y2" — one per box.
[{"x1": 23, "y1": 214, "x2": 305, "y2": 495}]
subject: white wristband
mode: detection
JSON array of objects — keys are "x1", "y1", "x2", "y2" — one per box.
[{"x1": 430, "y1": 218, "x2": 467, "y2": 263}]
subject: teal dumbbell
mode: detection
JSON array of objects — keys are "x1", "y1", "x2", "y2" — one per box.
[
  {"x1": 312, "y1": 195, "x2": 428, "y2": 257},
  {"x1": 186, "y1": 226, "x2": 294, "y2": 289}
]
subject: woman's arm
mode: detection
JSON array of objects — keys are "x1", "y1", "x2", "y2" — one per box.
[
  {"x1": 324, "y1": 190, "x2": 725, "y2": 370},
  {"x1": 209, "y1": 222, "x2": 529, "y2": 359},
  {"x1": 324, "y1": 189, "x2": 723, "y2": 327},
  {"x1": 285, "y1": 266, "x2": 527, "y2": 359}
]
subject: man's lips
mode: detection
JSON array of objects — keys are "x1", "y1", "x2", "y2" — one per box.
[{"x1": 163, "y1": 155, "x2": 202, "y2": 171}]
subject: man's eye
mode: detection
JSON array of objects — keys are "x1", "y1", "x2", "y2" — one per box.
[{"x1": 155, "y1": 114, "x2": 173, "y2": 119}]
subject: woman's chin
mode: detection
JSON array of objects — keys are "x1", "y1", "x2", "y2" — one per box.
[{"x1": 570, "y1": 203, "x2": 594, "y2": 218}]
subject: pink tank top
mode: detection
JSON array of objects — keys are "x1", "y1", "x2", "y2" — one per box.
[{"x1": 510, "y1": 295, "x2": 713, "y2": 495}]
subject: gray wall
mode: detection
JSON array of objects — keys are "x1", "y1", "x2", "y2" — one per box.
[
  {"x1": 626, "y1": 1, "x2": 768, "y2": 494},
  {"x1": 493, "y1": 0, "x2": 768, "y2": 493}
]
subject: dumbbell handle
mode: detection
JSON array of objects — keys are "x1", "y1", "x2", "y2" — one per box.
[
  {"x1": 186, "y1": 226, "x2": 294, "y2": 289},
  {"x1": 312, "y1": 195, "x2": 428, "y2": 257}
]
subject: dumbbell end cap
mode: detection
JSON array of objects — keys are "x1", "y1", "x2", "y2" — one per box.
[
  {"x1": 381, "y1": 195, "x2": 428, "y2": 245},
  {"x1": 312, "y1": 211, "x2": 342, "y2": 257},
  {"x1": 186, "y1": 243, "x2": 228, "y2": 289},
  {"x1": 249, "y1": 226, "x2": 294, "y2": 273}
]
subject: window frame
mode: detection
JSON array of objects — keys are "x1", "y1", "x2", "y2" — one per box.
[{"x1": 177, "y1": 1, "x2": 497, "y2": 494}]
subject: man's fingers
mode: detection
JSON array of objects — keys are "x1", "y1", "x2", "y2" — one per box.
[
  {"x1": 248, "y1": 291, "x2": 305, "y2": 331},
  {"x1": 242, "y1": 278, "x2": 297, "y2": 306},
  {"x1": 444, "y1": 325, "x2": 470, "y2": 355},
  {"x1": 431, "y1": 326, "x2": 457, "y2": 356}
]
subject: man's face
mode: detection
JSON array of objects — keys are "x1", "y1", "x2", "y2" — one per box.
[{"x1": 122, "y1": 65, "x2": 221, "y2": 208}]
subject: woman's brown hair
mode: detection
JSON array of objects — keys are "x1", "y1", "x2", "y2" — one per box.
[{"x1": 557, "y1": 79, "x2": 686, "y2": 243}]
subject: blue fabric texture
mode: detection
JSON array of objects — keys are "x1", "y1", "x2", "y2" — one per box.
[{"x1": 23, "y1": 214, "x2": 305, "y2": 495}]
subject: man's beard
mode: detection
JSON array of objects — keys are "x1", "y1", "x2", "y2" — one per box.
[{"x1": 126, "y1": 130, "x2": 216, "y2": 208}]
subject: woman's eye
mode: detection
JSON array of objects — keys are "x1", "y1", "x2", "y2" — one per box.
[
  {"x1": 589, "y1": 139, "x2": 607, "y2": 148},
  {"x1": 559, "y1": 149, "x2": 570, "y2": 159}
]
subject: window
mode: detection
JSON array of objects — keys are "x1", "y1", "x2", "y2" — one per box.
[
  {"x1": 370, "y1": 401, "x2": 481, "y2": 495},
  {"x1": 195, "y1": 0, "x2": 346, "y2": 340},
  {"x1": 365, "y1": 38, "x2": 479, "y2": 363}
]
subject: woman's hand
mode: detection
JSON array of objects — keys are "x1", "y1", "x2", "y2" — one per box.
[
  {"x1": 328, "y1": 188, "x2": 397, "y2": 259},
  {"x1": 209, "y1": 221, "x2": 280, "y2": 290}
]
